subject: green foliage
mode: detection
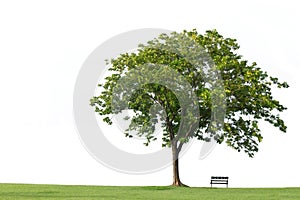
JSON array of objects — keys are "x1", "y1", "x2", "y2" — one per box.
[{"x1": 91, "y1": 29, "x2": 288, "y2": 157}]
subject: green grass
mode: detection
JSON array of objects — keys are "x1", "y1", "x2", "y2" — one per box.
[{"x1": 0, "y1": 184, "x2": 299, "y2": 200}]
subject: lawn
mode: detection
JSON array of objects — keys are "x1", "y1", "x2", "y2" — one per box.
[{"x1": 0, "y1": 184, "x2": 299, "y2": 200}]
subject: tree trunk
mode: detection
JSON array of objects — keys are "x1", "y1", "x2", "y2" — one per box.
[{"x1": 171, "y1": 143, "x2": 188, "y2": 187}]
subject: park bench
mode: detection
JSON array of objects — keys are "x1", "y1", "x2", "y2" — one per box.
[{"x1": 210, "y1": 176, "x2": 229, "y2": 188}]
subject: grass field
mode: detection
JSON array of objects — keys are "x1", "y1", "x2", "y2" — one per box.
[{"x1": 0, "y1": 184, "x2": 299, "y2": 200}]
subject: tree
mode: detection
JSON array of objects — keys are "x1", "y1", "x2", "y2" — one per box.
[{"x1": 90, "y1": 29, "x2": 289, "y2": 186}]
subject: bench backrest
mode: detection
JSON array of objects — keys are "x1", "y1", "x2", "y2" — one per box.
[{"x1": 211, "y1": 176, "x2": 228, "y2": 180}]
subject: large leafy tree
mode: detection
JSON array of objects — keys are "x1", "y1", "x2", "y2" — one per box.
[{"x1": 90, "y1": 29, "x2": 288, "y2": 186}]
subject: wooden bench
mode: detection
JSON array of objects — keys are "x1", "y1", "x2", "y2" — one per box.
[{"x1": 210, "y1": 176, "x2": 229, "y2": 188}]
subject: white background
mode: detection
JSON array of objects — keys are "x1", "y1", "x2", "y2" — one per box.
[{"x1": 0, "y1": 0, "x2": 299, "y2": 188}]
